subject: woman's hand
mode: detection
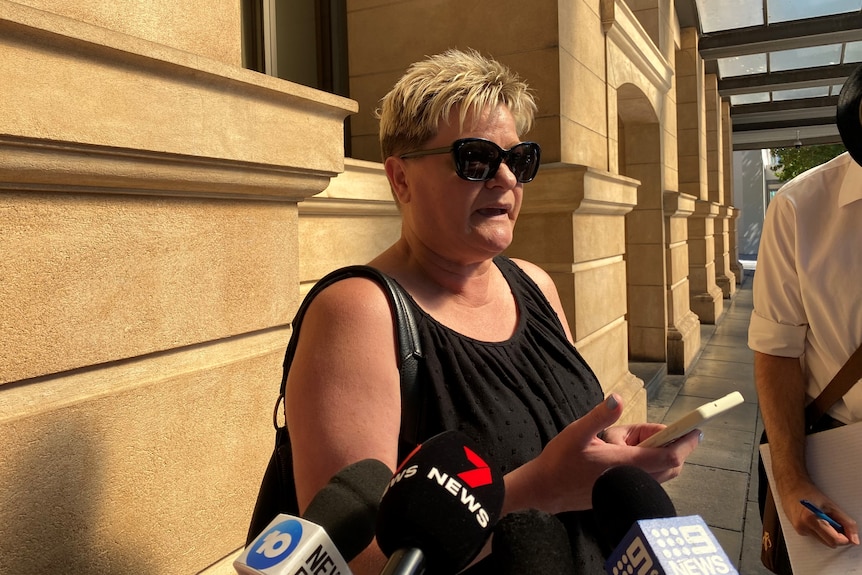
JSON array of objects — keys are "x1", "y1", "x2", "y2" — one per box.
[{"x1": 505, "y1": 394, "x2": 701, "y2": 515}]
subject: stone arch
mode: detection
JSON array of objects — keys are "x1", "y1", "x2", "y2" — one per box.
[{"x1": 616, "y1": 83, "x2": 668, "y2": 365}]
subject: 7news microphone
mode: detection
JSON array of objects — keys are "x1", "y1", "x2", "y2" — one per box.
[
  {"x1": 235, "y1": 458, "x2": 392, "y2": 575},
  {"x1": 592, "y1": 465, "x2": 739, "y2": 575},
  {"x1": 375, "y1": 430, "x2": 506, "y2": 575}
]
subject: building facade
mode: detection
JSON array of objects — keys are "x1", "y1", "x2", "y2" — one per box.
[{"x1": 0, "y1": 0, "x2": 740, "y2": 572}]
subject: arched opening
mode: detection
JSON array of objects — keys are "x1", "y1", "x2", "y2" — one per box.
[{"x1": 617, "y1": 83, "x2": 668, "y2": 391}]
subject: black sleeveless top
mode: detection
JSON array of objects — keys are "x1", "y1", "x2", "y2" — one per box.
[{"x1": 398, "y1": 256, "x2": 607, "y2": 573}]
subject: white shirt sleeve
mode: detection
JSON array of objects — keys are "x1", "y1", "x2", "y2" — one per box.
[{"x1": 747, "y1": 191, "x2": 808, "y2": 357}]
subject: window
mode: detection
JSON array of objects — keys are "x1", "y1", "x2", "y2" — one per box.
[{"x1": 241, "y1": 0, "x2": 351, "y2": 153}]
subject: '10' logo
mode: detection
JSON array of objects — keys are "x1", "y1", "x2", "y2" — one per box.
[{"x1": 247, "y1": 519, "x2": 304, "y2": 570}]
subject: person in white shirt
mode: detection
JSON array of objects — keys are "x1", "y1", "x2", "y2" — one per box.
[{"x1": 749, "y1": 70, "x2": 862, "y2": 571}]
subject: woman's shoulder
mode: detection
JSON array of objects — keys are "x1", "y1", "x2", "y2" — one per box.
[{"x1": 499, "y1": 256, "x2": 555, "y2": 292}]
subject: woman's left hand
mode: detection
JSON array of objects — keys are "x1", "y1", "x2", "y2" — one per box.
[
  {"x1": 600, "y1": 421, "x2": 702, "y2": 484},
  {"x1": 505, "y1": 393, "x2": 701, "y2": 514}
]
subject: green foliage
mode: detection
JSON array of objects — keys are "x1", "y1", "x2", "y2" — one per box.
[{"x1": 770, "y1": 144, "x2": 846, "y2": 182}]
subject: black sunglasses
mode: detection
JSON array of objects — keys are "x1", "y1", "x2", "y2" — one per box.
[{"x1": 400, "y1": 138, "x2": 541, "y2": 183}]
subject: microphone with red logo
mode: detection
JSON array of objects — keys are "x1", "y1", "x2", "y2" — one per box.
[
  {"x1": 592, "y1": 465, "x2": 738, "y2": 575},
  {"x1": 490, "y1": 509, "x2": 577, "y2": 574},
  {"x1": 375, "y1": 430, "x2": 505, "y2": 575},
  {"x1": 235, "y1": 458, "x2": 391, "y2": 575}
]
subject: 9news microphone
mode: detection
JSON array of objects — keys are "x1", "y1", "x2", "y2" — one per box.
[
  {"x1": 592, "y1": 465, "x2": 738, "y2": 575},
  {"x1": 375, "y1": 430, "x2": 505, "y2": 575},
  {"x1": 235, "y1": 458, "x2": 392, "y2": 575},
  {"x1": 491, "y1": 509, "x2": 577, "y2": 574}
]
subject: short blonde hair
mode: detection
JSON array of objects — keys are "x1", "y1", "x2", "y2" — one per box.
[{"x1": 376, "y1": 49, "x2": 537, "y2": 160}]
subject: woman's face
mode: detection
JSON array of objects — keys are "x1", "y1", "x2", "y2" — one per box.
[{"x1": 391, "y1": 104, "x2": 526, "y2": 266}]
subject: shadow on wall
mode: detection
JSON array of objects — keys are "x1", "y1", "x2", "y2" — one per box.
[{"x1": 0, "y1": 408, "x2": 149, "y2": 575}]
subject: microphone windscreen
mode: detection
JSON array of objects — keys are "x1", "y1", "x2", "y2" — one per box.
[
  {"x1": 376, "y1": 430, "x2": 505, "y2": 573},
  {"x1": 591, "y1": 465, "x2": 677, "y2": 553},
  {"x1": 491, "y1": 509, "x2": 576, "y2": 574},
  {"x1": 302, "y1": 458, "x2": 393, "y2": 562}
]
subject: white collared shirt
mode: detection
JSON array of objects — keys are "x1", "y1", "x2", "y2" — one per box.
[{"x1": 749, "y1": 152, "x2": 862, "y2": 423}]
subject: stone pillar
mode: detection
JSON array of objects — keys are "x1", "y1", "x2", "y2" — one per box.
[
  {"x1": 676, "y1": 27, "x2": 723, "y2": 323},
  {"x1": 663, "y1": 191, "x2": 702, "y2": 373},
  {"x1": 706, "y1": 75, "x2": 736, "y2": 297},
  {"x1": 722, "y1": 100, "x2": 744, "y2": 283}
]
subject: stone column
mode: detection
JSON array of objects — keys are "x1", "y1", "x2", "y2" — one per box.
[
  {"x1": 664, "y1": 191, "x2": 702, "y2": 373},
  {"x1": 676, "y1": 27, "x2": 723, "y2": 323},
  {"x1": 706, "y1": 74, "x2": 736, "y2": 297},
  {"x1": 722, "y1": 100, "x2": 744, "y2": 283}
]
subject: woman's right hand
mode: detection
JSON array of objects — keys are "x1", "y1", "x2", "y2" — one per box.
[{"x1": 504, "y1": 393, "x2": 701, "y2": 515}]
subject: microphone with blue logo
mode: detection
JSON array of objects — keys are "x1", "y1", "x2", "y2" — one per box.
[
  {"x1": 235, "y1": 458, "x2": 392, "y2": 575},
  {"x1": 592, "y1": 465, "x2": 739, "y2": 575}
]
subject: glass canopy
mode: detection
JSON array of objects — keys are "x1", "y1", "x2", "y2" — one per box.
[{"x1": 682, "y1": 0, "x2": 862, "y2": 149}]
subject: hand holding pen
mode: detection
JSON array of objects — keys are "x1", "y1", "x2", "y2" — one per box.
[
  {"x1": 801, "y1": 500, "x2": 844, "y2": 533},
  {"x1": 799, "y1": 499, "x2": 860, "y2": 547}
]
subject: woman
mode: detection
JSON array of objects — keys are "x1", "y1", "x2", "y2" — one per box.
[{"x1": 285, "y1": 49, "x2": 700, "y2": 573}]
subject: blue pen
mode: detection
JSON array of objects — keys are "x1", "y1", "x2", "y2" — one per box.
[{"x1": 800, "y1": 499, "x2": 845, "y2": 534}]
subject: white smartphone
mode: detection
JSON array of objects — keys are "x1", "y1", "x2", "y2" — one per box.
[{"x1": 639, "y1": 391, "x2": 745, "y2": 448}]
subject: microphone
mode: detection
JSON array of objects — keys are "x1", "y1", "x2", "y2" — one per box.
[
  {"x1": 491, "y1": 509, "x2": 576, "y2": 574},
  {"x1": 592, "y1": 465, "x2": 738, "y2": 575},
  {"x1": 235, "y1": 458, "x2": 392, "y2": 575},
  {"x1": 375, "y1": 430, "x2": 506, "y2": 575}
]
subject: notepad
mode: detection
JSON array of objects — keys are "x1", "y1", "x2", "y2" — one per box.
[{"x1": 760, "y1": 422, "x2": 862, "y2": 574}]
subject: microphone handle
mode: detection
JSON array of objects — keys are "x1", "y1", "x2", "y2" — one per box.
[{"x1": 380, "y1": 548, "x2": 425, "y2": 575}]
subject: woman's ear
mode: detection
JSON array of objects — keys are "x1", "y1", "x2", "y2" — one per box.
[{"x1": 384, "y1": 156, "x2": 411, "y2": 204}]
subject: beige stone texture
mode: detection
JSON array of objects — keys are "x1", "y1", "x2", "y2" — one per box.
[
  {"x1": 714, "y1": 206, "x2": 737, "y2": 298},
  {"x1": 626, "y1": 243, "x2": 666, "y2": 288},
  {"x1": 667, "y1": 308, "x2": 701, "y2": 373},
  {"x1": 628, "y1": 282, "x2": 666, "y2": 327},
  {"x1": 630, "y1": 324, "x2": 670, "y2": 361},
  {"x1": 2, "y1": 193, "x2": 299, "y2": 384},
  {"x1": 573, "y1": 213, "x2": 628, "y2": 261},
  {"x1": 299, "y1": 159, "x2": 402, "y2": 283},
  {"x1": 11, "y1": 0, "x2": 242, "y2": 66},
  {"x1": 667, "y1": 272, "x2": 693, "y2": 323},
  {"x1": 1, "y1": 4, "x2": 355, "y2": 174},
  {"x1": 561, "y1": 58, "x2": 609, "y2": 146},
  {"x1": 560, "y1": 0, "x2": 605, "y2": 79},
  {"x1": 573, "y1": 260, "x2": 629, "y2": 339},
  {"x1": 626, "y1": 208, "x2": 664, "y2": 244},
  {"x1": 561, "y1": 118, "x2": 611, "y2": 168},
  {"x1": 667, "y1": 242, "x2": 691, "y2": 285},
  {"x1": 0, "y1": 329, "x2": 284, "y2": 574},
  {"x1": 1, "y1": 1, "x2": 356, "y2": 573},
  {"x1": 577, "y1": 319, "x2": 647, "y2": 423}
]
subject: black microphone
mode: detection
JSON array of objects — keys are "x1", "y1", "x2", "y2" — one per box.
[
  {"x1": 236, "y1": 458, "x2": 392, "y2": 575},
  {"x1": 491, "y1": 509, "x2": 576, "y2": 574},
  {"x1": 375, "y1": 430, "x2": 506, "y2": 575},
  {"x1": 592, "y1": 465, "x2": 738, "y2": 575}
]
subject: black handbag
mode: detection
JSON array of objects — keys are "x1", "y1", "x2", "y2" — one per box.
[
  {"x1": 245, "y1": 265, "x2": 423, "y2": 544},
  {"x1": 759, "y1": 343, "x2": 862, "y2": 573}
]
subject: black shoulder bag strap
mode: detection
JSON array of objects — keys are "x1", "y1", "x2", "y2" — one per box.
[
  {"x1": 274, "y1": 265, "x2": 424, "y2": 445},
  {"x1": 246, "y1": 265, "x2": 423, "y2": 545},
  {"x1": 805, "y1": 342, "x2": 862, "y2": 430}
]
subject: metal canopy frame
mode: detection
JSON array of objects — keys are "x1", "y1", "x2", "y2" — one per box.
[{"x1": 676, "y1": 0, "x2": 862, "y2": 150}]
